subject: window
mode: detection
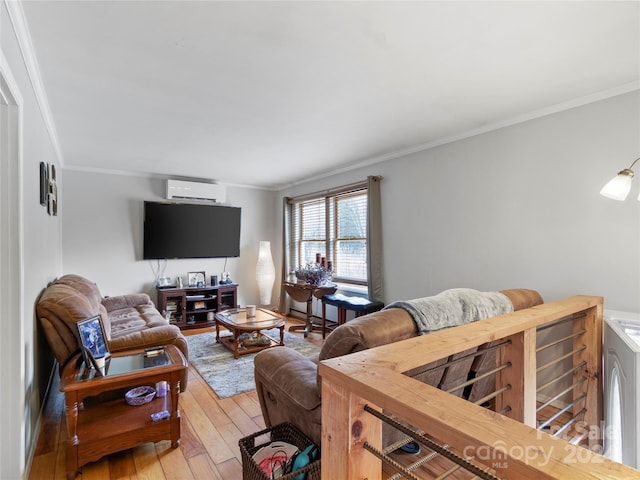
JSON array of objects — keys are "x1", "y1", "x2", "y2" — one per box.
[{"x1": 290, "y1": 186, "x2": 368, "y2": 285}]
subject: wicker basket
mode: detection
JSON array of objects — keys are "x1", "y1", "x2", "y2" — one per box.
[{"x1": 239, "y1": 423, "x2": 321, "y2": 480}]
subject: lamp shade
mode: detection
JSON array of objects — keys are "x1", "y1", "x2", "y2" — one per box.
[
  {"x1": 256, "y1": 241, "x2": 275, "y2": 305},
  {"x1": 600, "y1": 170, "x2": 633, "y2": 201}
]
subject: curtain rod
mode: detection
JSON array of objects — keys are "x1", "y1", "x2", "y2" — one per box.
[{"x1": 287, "y1": 176, "x2": 382, "y2": 204}]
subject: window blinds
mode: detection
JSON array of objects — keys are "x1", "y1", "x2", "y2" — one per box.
[{"x1": 291, "y1": 187, "x2": 368, "y2": 285}]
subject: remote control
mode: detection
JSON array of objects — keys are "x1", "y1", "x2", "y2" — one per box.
[{"x1": 151, "y1": 410, "x2": 170, "y2": 422}]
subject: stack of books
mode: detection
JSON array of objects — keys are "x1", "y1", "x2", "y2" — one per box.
[{"x1": 165, "y1": 301, "x2": 179, "y2": 322}]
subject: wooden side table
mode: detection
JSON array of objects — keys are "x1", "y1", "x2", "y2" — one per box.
[
  {"x1": 283, "y1": 282, "x2": 337, "y2": 337},
  {"x1": 60, "y1": 344, "x2": 187, "y2": 479}
]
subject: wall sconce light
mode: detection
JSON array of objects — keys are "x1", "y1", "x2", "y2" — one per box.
[
  {"x1": 256, "y1": 241, "x2": 275, "y2": 305},
  {"x1": 600, "y1": 157, "x2": 640, "y2": 201}
]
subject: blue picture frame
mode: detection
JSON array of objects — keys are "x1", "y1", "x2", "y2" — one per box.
[{"x1": 76, "y1": 315, "x2": 109, "y2": 368}]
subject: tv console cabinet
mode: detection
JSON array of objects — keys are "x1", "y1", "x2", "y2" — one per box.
[{"x1": 156, "y1": 284, "x2": 238, "y2": 330}]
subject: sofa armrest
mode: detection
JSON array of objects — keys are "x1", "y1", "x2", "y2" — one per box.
[
  {"x1": 254, "y1": 347, "x2": 323, "y2": 445},
  {"x1": 102, "y1": 294, "x2": 153, "y2": 313},
  {"x1": 255, "y1": 347, "x2": 320, "y2": 410},
  {"x1": 107, "y1": 324, "x2": 184, "y2": 353}
]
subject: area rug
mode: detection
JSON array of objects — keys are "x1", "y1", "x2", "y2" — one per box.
[{"x1": 186, "y1": 329, "x2": 321, "y2": 398}]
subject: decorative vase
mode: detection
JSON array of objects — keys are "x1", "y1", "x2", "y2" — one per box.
[{"x1": 256, "y1": 241, "x2": 275, "y2": 305}]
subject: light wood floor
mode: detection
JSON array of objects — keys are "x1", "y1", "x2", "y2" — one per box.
[
  {"x1": 28, "y1": 318, "x2": 506, "y2": 480},
  {"x1": 28, "y1": 318, "x2": 323, "y2": 480}
]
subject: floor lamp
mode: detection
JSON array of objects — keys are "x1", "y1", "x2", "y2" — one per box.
[{"x1": 256, "y1": 241, "x2": 275, "y2": 305}]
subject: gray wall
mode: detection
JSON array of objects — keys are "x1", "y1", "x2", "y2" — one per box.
[
  {"x1": 1, "y1": 2, "x2": 64, "y2": 478},
  {"x1": 2, "y1": 4, "x2": 638, "y2": 474},
  {"x1": 61, "y1": 172, "x2": 279, "y2": 307},
  {"x1": 281, "y1": 91, "x2": 640, "y2": 312}
]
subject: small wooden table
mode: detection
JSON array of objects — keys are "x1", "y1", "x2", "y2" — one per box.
[
  {"x1": 283, "y1": 282, "x2": 338, "y2": 337},
  {"x1": 215, "y1": 308, "x2": 286, "y2": 358},
  {"x1": 60, "y1": 344, "x2": 187, "y2": 480}
]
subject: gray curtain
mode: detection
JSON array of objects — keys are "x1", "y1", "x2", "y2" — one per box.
[
  {"x1": 278, "y1": 197, "x2": 293, "y2": 314},
  {"x1": 367, "y1": 175, "x2": 383, "y2": 302}
]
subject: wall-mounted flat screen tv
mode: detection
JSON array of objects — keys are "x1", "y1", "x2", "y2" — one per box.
[{"x1": 143, "y1": 202, "x2": 241, "y2": 259}]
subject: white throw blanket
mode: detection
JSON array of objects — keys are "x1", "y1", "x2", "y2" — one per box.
[{"x1": 384, "y1": 288, "x2": 513, "y2": 335}]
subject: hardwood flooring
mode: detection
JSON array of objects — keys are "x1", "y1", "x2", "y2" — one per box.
[
  {"x1": 28, "y1": 318, "x2": 322, "y2": 480},
  {"x1": 28, "y1": 318, "x2": 502, "y2": 480}
]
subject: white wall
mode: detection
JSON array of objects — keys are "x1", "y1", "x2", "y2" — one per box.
[
  {"x1": 61, "y1": 171, "x2": 279, "y2": 307},
  {"x1": 281, "y1": 91, "x2": 640, "y2": 313},
  {"x1": 1, "y1": 2, "x2": 64, "y2": 478}
]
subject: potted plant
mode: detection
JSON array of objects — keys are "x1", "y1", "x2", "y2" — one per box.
[{"x1": 294, "y1": 262, "x2": 333, "y2": 286}]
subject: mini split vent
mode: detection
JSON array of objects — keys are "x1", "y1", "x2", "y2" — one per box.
[{"x1": 166, "y1": 179, "x2": 226, "y2": 203}]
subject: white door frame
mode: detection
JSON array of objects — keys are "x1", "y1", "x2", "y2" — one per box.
[{"x1": 0, "y1": 50, "x2": 26, "y2": 479}]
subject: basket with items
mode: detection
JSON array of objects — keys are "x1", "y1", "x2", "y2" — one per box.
[{"x1": 239, "y1": 422, "x2": 320, "y2": 480}]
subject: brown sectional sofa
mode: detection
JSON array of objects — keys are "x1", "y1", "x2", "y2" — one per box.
[
  {"x1": 37, "y1": 274, "x2": 189, "y2": 390},
  {"x1": 254, "y1": 288, "x2": 543, "y2": 447}
]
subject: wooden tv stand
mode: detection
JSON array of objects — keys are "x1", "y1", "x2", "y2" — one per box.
[{"x1": 156, "y1": 284, "x2": 238, "y2": 330}]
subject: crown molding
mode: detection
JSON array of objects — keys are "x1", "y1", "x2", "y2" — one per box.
[
  {"x1": 63, "y1": 164, "x2": 277, "y2": 191},
  {"x1": 4, "y1": 0, "x2": 64, "y2": 165},
  {"x1": 282, "y1": 82, "x2": 640, "y2": 191},
  {"x1": 5, "y1": 0, "x2": 637, "y2": 191}
]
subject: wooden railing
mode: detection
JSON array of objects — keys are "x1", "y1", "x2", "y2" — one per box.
[{"x1": 319, "y1": 296, "x2": 640, "y2": 479}]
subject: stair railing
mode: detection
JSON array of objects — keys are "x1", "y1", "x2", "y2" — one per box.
[{"x1": 319, "y1": 295, "x2": 639, "y2": 479}]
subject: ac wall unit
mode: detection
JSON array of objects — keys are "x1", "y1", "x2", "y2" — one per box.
[{"x1": 166, "y1": 180, "x2": 226, "y2": 203}]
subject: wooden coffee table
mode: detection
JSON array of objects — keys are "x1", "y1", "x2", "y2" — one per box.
[
  {"x1": 59, "y1": 344, "x2": 187, "y2": 479},
  {"x1": 215, "y1": 308, "x2": 285, "y2": 358}
]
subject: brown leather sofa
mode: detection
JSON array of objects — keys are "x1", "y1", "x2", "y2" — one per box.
[
  {"x1": 254, "y1": 288, "x2": 543, "y2": 447},
  {"x1": 37, "y1": 274, "x2": 189, "y2": 390}
]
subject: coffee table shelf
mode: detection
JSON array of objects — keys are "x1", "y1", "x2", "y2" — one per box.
[
  {"x1": 217, "y1": 331, "x2": 282, "y2": 356},
  {"x1": 215, "y1": 308, "x2": 285, "y2": 358}
]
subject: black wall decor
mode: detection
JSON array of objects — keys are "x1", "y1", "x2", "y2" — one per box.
[
  {"x1": 39, "y1": 162, "x2": 48, "y2": 206},
  {"x1": 41, "y1": 162, "x2": 58, "y2": 215}
]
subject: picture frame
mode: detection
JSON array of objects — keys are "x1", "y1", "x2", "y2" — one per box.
[
  {"x1": 47, "y1": 163, "x2": 58, "y2": 216},
  {"x1": 39, "y1": 162, "x2": 48, "y2": 206},
  {"x1": 76, "y1": 315, "x2": 109, "y2": 368},
  {"x1": 188, "y1": 271, "x2": 206, "y2": 287}
]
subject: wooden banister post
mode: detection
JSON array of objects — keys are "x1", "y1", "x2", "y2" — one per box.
[
  {"x1": 321, "y1": 377, "x2": 382, "y2": 480},
  {"x1": 496, "y1": 328, "x2": 537, "y2": 426},
  {"x1": 574, "y1": 305, "x2": 603, "y2": 450}
]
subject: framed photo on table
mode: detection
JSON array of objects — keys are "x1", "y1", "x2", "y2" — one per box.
[
  {"x1": 76, "y1": 315, "x2": 109, "y2": 368},
  {"x1": 188, "y1": 271, "x2": 206, "y2": 287}
]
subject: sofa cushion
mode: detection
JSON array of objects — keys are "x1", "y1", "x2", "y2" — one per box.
[
  {"x1": 52, "y1": 274, "x2": 103, "y2": 311},
  {"x1": 108, "y1": 324, "x2": 185, "y2": 352},
  {"x1": 319, "y1": 308, "x2": 416, "y2": 361},
  {"x1": 109, "y1": 305, "x2": 165, "y2": 334}
]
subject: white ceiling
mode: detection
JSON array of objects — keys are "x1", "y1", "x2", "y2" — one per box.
[{"x1": 20, "y1": 1, "x2": 640, "y2": 189}]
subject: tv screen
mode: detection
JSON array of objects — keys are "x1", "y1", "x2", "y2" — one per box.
[{"x1": 143, "y1": 202, "x2": 241, "y2": 259}]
